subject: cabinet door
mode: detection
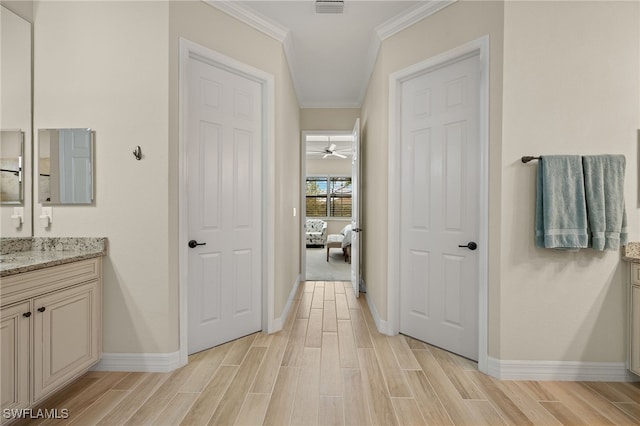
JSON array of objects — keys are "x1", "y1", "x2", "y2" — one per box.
[
  {"x1": 631, "y1": 285, "x2": 640, "y2": 375},
  {"x1": 33, "y1": 280, "x2": 100, "y2": 402},
  {"x1": 0, "y1": 301, "x2": 31, "y2": 418}
]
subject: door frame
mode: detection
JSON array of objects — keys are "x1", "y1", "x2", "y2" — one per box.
[
  {"x1": 387, "y1": 36, "x2": 489, "y2": 373},
  {"x1": 300, "y1": 130, "x2": 354, "y2": 280},
  {"x1": 178, "y1": 38, "x2": 276, "y2": 366}
]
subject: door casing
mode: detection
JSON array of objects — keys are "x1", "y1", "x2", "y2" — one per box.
[
  {"x1": 178, "y1": 38, "x2": 276, "y2": 367},
  {"x1": 387, "y1": 36, "x2": 490, "y2": 373}
]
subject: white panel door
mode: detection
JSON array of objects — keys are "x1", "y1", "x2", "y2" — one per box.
[
  {"x1": 350, "y1": 118, "x2": 360, "y2": 297},
  {"x1": 187, "y1": 56, "x2": 262, "y2": 354},
  {"x1": 399, "y1": 54, "x2": 480, "y2": 360}
]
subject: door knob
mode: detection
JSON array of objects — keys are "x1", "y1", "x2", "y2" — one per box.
[
  {"x1": 458, "y1": 241, "x2": 477, "y2": 250},
  {"x1": 188, "y1": 240, "x2": 206, "y2": 248}
]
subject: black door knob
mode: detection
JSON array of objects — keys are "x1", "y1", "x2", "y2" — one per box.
[
  {"x1": 458, "y1": 241, "x2": 478, "y2": 251},
  {"x1": 188, "y1": 240, "x2": 206, "y2": 248}
]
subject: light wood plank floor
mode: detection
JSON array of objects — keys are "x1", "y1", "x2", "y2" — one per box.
[{"x1": 18, "y1": 281, "x2": 640, "y2": 425}]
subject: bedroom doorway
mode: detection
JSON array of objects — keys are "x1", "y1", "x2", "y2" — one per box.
[{"x1": 301, "y1": 123, "x2": 359, "y2": 284}]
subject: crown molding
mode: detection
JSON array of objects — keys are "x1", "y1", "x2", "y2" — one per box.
[
  {"x1": 205, "y1": 0, "x2": 457, "y2": 109},
  {"x1": 204, "y1": 0, "x2": 288, "y2": 42},
  {"x1": 354, "y1": 0, "x2": 456, "y2": 106},
  {"x1": 282, "y1": 32, "x2": 304, "y2": 107},
  {"x1": 376, "y1": 0, "x2": 457, "y2": 41},
  {"x1": 204, "y1": 0, "x2": 304, "y2": 106}
]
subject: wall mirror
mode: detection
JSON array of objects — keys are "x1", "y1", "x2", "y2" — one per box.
[
  {"x1": 1, "y1": 5, "x2": 32, "y2": 235},
  {"x1": 0, "y1": 130, "x2": 24, "y2": 204},
  {"x1": 38, "y1": 128, "x2": 94, "y2": 205}
]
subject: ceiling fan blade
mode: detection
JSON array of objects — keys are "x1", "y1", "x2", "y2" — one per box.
[
  {"x1": 323, "y1": 153, "x2": 330, "y2": 159},
  {"x1": 327, "y1": 143, "x2": 337, "y2": 152},
  {"x1": 333, "y1": 152, "x2": 347, "y2": 159}
]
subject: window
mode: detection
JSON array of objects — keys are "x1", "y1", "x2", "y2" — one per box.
[{"x1": 306, "y1": 176, "x2": 352, "y2": 218}]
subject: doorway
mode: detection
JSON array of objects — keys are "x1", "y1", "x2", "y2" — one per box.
[
  {"x1": 387, "y1": 37, "x2": 489, "y2": 371},
  {"x1": 301, "y1": 117, "x2": 360, "y2": 298},
  {"x1": 302, "y1": 131, "x2": 354, "y2": 282},
  {"x1": 178, "y1": 39, "x2": 276, "y2": 365}
]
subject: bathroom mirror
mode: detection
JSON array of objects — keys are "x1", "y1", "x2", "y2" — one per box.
[
  {"x1": 1, "y1": 5, "x2": 32, "y2": 235},
  {"x1": 38, "y1": 128, "x2": 94, "y2": 205},
  {"x1": 0, "y1": 130, "x2": 24, "y2": 204}
]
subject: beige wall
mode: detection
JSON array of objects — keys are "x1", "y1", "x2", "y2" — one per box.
[
  {"x1": 361, "y1": 0, "x2": 640, "y2": 363},
  {"x1": 499, "y1": 0, "x2": 639, "y2": 362},
  {"x1": 1, "y1": 0, "x2": 34, "y2": 22},
  {"x1": 33, "y1": 0, "x2": 300, "y2": 355},
  {"x1": 360, "y1": 1, "x2": 505, "y2": 350},
  {"x1": 301, "y1": 108, "x2": 360, "y2": 131},
  {"x1": 274, "y1": 49, "x2": 302, "y2": 315},
  {"x1": 34, "y1": 1, "x2": 172, "y2": 353},
  {"x1": 307, "y1": 158, "x2": 351, "y2": 176}
]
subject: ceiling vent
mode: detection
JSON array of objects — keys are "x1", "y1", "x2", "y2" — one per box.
[{"x1": 315, "y1": 0, "x2": 344, "y2": 14}]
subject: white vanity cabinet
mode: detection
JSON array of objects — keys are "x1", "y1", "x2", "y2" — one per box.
[
  {"x1": 0, "y1": 301, "x2": 31, "y2": 414},
  {"x1": 630, "y1": 263, "x2": 640, "y2": 375},
  {"x1": 0, "y1": 258, "x2": 102, "y2": 420}
]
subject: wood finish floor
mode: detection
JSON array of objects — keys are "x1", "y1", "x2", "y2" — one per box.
[{"x1": 18, "y1": 281, "x2": 640, "y2": 425}]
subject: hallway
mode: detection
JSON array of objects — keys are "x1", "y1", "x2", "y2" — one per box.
[{"x1": 20, "y1": 281, "x2": 640, "y2": 425}]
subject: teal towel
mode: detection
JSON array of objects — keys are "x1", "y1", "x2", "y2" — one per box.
[
  {"x1": 535, "y1": 155, "x2": 589, "y2": 249},
  {"x1": 582, "y1": 155, "x2": 627, "y2": 251}
]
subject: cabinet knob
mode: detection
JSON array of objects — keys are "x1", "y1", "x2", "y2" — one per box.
[
  {"x1": 37, "y1": 307, "x2": 46, "y2": 313},
  {"x1": 22, "y1": 312, "x2": 31, "y2": 318}
]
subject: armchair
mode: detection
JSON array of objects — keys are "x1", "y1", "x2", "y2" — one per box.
[{"x1": 306, "y1": 219, "x2": 327, "y2": 247}]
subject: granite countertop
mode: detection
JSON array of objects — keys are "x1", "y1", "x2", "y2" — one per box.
[
  {"x1": 0, "y1": 237, "x2": 107, "y2": 277},
  {"x1": 623, "y1": 242, "x2": 640, "y2": 263}
]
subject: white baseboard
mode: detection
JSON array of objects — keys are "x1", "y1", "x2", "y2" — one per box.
[
  {"x1": 92, "y1": 350, "x2": 183, "y2": 373},
  {"x1": 271, "y1": 274, "x2": 301, "y2": 332},
  {"x1": 488, "y1": 357, "x2": 639, "y2": 382},
  {"x1": 364, "y1": 290, "x2": 390, "y2": 335}
]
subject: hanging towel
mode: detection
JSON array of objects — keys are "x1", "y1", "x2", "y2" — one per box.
[
  {"x1": 535, "y1": 155, "x2": 589, "y2": 249},
  {"x1": 582, "y1": 155, "x2": 627, "y2": 251}
]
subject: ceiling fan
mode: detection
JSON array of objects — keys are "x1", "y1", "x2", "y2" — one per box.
[{"x1": 322, "y1": 143, "x2": 347, "y2": 159}]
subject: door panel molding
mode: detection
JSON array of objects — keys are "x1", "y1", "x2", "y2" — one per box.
[
  {"x1": 178, "y1": 38, "x2": 275, "y2": 367},
  {"x1": 388, "y1": 35, "x2": 489, "y2": 373}
]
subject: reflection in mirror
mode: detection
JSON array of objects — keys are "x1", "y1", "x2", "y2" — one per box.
[
  {"x1": 0, "y1": 130, "x2": 24, "y2": 204},
  {"x1": 39, "y1": 129, "x2": 94, "y2": 204}
]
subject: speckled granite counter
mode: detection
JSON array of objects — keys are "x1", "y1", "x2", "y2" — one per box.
[
  {"x1": 0, "y1": 237, "x2": 107, "y2": 277},
  {"x1": 622, "y1": 242, "x2": 640, "y2": 263}
]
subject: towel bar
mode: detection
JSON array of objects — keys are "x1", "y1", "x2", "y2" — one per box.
[{"x1": 521, "y1": 156, "x2": 541, "y2": 163}]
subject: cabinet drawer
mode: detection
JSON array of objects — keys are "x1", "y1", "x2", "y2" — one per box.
[
  {"x1": 632, "y1": 263, "x2": 640, "y2": 286},
  {"x1": 1, "y1": 258, "x2": 101, "y2": 307}
]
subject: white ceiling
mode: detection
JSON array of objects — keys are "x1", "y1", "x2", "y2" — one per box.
[{"x1": 208, "y1": 0, "x2": 454, "y2": 108}]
